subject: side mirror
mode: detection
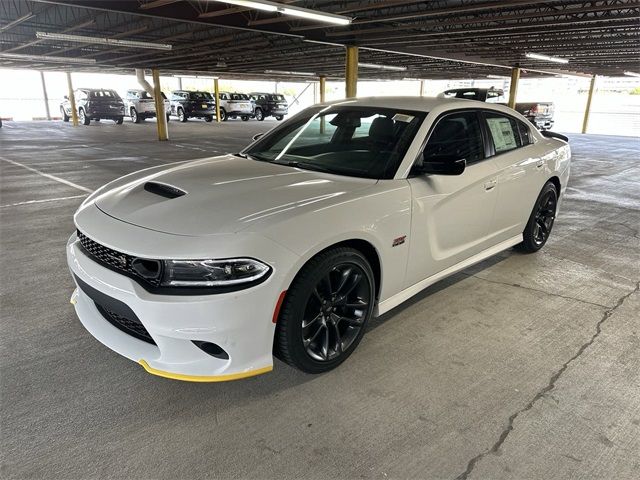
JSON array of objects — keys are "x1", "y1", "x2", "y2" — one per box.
[
  {"x1": 63, "y1": 95, "x2": 68, "y2": 100},
  {"x1": 252, "y1": 133, "x2": 264, "y2": 141},
  {"x1": 412, "y1": 154, "x2": 466, "y2": 176}
]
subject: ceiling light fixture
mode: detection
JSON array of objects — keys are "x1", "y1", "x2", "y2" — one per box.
[
  {"x1": 36, "y1": 31, "x2": 172, "y2": 51},
  {"x1": 623, "y1": 71, "x2": 640, "y2": 77},
  {"x1": 0, "y1": 52, "x2": 97, "y2": 64},
  {"x1": 265, "y1": 69, "x2": 316, "y2": 76},
  {"x1": 208, "y1": 0, "x2": 351, "y2": 25},
  {"x1": 486, "y1": 74, "x2": 509, "y2": 79},
  {"x1": 525, "y1": 52, "x2": 569, "y2": 64},
  {"x1": 358, "y1": 62, "x2": 407, "y2": 72}
]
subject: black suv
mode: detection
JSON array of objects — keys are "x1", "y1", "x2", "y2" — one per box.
[
  {"x1": 170, "y1": 90, "x2": 216, "y2": 122},
  {"x1": 60, "y1": 88, "x2": 125, "y2": 125},
  {"x1": 249, "y1": 93, "x2": 288, "y2": 121}
]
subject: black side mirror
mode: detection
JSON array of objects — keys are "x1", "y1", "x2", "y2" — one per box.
[
  {"x1": 63, "y1": 95, "x2": 68, "y2": 100},
  {"x1": 252, "y1": 133, "x2": 264, "y2": 141},
  {"x1": 412, "y1": 154, "x2": 466, "y2": 176},
  {"x1": 540, "y1": 130, "x2": 569, "y2": 142}
]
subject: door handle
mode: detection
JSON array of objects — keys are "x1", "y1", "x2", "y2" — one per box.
[{"x1": 484, "y1": 180, "x2": 497, "y2": 191}]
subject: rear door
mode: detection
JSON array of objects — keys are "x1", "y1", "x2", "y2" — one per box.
[{"x1": 405, "y1": 110, "x2": 500, "y2": 286}]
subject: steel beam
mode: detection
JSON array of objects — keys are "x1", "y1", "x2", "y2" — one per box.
[
  {"x1": 508, "y1": 67, "x2": 520, "y2": 109},
  {"x1": 345, "y1": 46, "x2": 358, "y2": 98},
  {"x1": 66, "y1": 71, "x2": 78, "y2": 126},
  {"x1": 582, "y1": 74, "x2": 597, "y2": 134},
  {"x1": 152, "y1": 68, "x2": 168, "y2": 141}
]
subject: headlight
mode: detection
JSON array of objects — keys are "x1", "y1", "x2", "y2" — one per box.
[{"x1": 161, "y1": 258, "x2": 270, "y2": 287}]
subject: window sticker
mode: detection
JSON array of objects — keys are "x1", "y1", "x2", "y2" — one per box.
[
  {"x1": 487, "y1": 117, "x2": 517, "y2": 152},
  {"x1": 392, "y1": 113, "x2": 415, "y2": 123}
]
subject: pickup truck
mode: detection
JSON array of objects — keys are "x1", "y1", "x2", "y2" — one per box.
[{"x1": 438, "y1": 88, "x2": 555, "y2": 130}]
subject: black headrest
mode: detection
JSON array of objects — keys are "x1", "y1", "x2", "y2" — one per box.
[
  {"x1": 369, "y1": 117, "x2": 395, "y2": 142},
  {"x1": 431, "y1": 119, "x2": 466, "y2": 142}
]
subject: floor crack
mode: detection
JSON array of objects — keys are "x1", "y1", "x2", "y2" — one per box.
[
  {"x1": 454, "y1": 281, "x2": 640, "y2": 480},
  {"x1": 465, "y1": 273, "x2": 610, "y2": 309}
]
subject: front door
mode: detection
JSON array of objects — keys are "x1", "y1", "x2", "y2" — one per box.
[{"x1": 405, "y1": 110, "x2": 500, "y2": 287}]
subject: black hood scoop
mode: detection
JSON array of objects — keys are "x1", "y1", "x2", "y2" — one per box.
[{"x1": 143, "y1": 181, "x2": 187, "y2": 199}]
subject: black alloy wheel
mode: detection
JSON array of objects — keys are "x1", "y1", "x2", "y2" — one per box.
[
  {"x1": 276, "y1": 115, "x2": 284, "y2": 121},
  {"x1": 115, "y1": 116, "x2": 124, "y2": 125},
  {"x1": 220, "y1": 108, "x2": 227, "y2": 121},
  {"x1": 241, "y1": 116, "x2": 249, "y2": 121},
  {"x1": 204, "y1": 115, "x2": 213, "y2": 122},
  {"x1": 61, "y1": 106, "x2": 69, "y2": 122},
  {"x1": 255, "y1": 108, "x2": 264, "y2": 121},
  {"x1": 517, "y1": 181, "x2": 558, "y2": 253},
  {"x1": 275, "y1": 247, "x2": 375, "y2": 373}
]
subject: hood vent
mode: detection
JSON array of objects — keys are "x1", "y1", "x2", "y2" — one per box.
[{"x1": 143, "y1": 181, "x2": 186, "y2": 199}]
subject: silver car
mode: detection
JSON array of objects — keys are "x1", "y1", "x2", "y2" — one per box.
[
  {"x1": 218, "y1": 92, "x2": 254, "y2": 121},
  {"x1": 124, "y1": 89, "x2": 170, "y2": 124}
]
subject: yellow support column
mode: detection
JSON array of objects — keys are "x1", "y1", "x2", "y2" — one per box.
[
  {"x1": 582, "y1": 75, "x2": 597, "y2": 134},
  {"x1": 152, "y1": 68, "x2": 168, "y2": 141},
  {"x1": 214, "y1": 78, "x2": 221, "y2": 123},
  {"x1": 319, "y1": 75, "x2": 327, "y2": 134},
  {"x1": 507, "y1": 67, "x2": 520, "y2": 109},
  {"x1": 345, "y1": 46, "x2": 358, "y2": 99},
  {"x1": 66, "y1": 72, "x2": 78, "y2": 126}
]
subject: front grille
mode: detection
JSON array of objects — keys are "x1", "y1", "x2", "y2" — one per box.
[
  {"x1": 77, "y1": 231, "x2": 161, "y2": 287},
  {"x1": 95, "y1": 303, "x2": 156, "y2": 345}
]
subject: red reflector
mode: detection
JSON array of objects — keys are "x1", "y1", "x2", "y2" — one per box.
[{"x1": 272, "y1": 291, "x2": 287, "y2": 324}]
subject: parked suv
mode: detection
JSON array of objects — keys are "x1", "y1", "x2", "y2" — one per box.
[
  {"x1": 61, "y1": 88, "x2": 125, "y2": 125},
  {"x1": 170, "y1": 90, "x2": 216, "y2": 122},
  {"x1": 218, "y1": 92, "x2": 254, "y2": 121},
  {"x1": 125, "y1": 89, "x2": 170, "y2": 123},
  {"x1": 249, "y1": 92, "x2": 288, "y2": 121}
]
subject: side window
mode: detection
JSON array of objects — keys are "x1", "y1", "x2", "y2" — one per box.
[
  {"x1": 424, "y1": 111, "x2": 484, "y2": 164},
  {"x1": 220, "y1": 93, "x2": 227, "y2": 100},
  {"x1": 517, "y1": 120, "x2": 533, "y2": 146},
  {"x1": 485, "y1": 113, "x2": 522, "y2": 154}
]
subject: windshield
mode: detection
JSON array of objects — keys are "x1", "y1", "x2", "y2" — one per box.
[
  {"x1": 189, "y1": 91, "x2": 213, "y2": 100},
  {"x1": 268, "y1": 94, "x2": 285, "y2": 102},
  {"x1": 245, "y1": 106, "x2": 426, "y2": 179}
]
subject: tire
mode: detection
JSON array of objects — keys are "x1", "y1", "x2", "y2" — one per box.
[
  {"x1": 131, "y1": 107, "x2": 140, "y2": 123},
  {"x1": 178, "y1": 108, "x2": 187, "y2": 122},
  {"x1": 276, "y1": 115, "x2": 284, "y2": 121},
  {"x1": 115, "y1": 116, "x2": 124, "y2": 125},
  {"x1": 204, "y1": 115, "x2": 213, "y2": 122},
  {"x1": 274, "y1": 247, "x2": 375, "y2": 373},
  {"x1": 516, "y1": 181, "x2": 558, "y2": 253},
  {"x1": 241, "y1": 116, "x2": 249, "y2": 121},
  {"x1": 79, "y1": 108, "x2": 90, "y2": 125},
  {"x1": 220, "y1": 108, "x2": 227, "y2": 121},
  {"x1": 166, "y1": 113, "x2": 170, "y2": 122},
  {"x1": 61, "y1": 107, "x2": 69, "y2": 122},
  {"x1": 255, "y1": 108, "x2": 264, "y2": 121}
]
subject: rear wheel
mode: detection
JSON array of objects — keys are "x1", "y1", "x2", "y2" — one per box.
[
  {"x1": 130, "y1": 107, "x2": 140, "y2": 123},
  {"x1": 255, "y1": 108, "x2": 264, "y2": 121},
  {"x1": 178, "y1": 108, "x2": 187, "y2": 122},
  {"x1": 115, "y1": 116, "x2": 124, "y2": 125},
  {"x1": 274, "y1": 247, "x2": 375, "y2": 373},
  {"x1": 79, "y1": 108, "x2": 90, "y2": 125},
  {"x1": 276, "y1": 115, "x2": 284, "y2": 121},
  {"x1": 220, "y1": 108, "x2": 227, "y2": 121},
  {"x1": 166, "y1": 113, "x2": 170, "y2": 122},
  {"x1": 241, "y1": 115, "x2": 249, "y2": 121},
  {"x1": 516, "y1": 181, "x2": 558, "y2": 253},
  {"x1": 61, "y1": 106, "x2": 69, "y2": 122},
  {"x1": 204, "y1": 115, "x2": 213, "y2": 122}
]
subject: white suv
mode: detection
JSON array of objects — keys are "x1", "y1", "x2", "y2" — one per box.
[
  {"x1": 124, "y1": 89, "x2": 170, "y2": 124},
  {"x1": 218, "y1": 92, "x2": 254, "y2": 121}
]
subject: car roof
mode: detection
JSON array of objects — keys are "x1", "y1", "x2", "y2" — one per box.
[{"x1": 317, "y1": 96, "x2": 518, "y2": 115}]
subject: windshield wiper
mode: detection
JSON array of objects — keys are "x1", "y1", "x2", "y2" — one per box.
[{"x1": 278, "y1": 160, "x2": 333, "y2": 174}]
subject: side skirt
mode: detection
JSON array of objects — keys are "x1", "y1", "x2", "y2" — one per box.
[{"x1": 376, "y1": 234, "x2": 523, "y2": 316}]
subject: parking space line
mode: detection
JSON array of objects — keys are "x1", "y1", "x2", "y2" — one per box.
[
  {"x1": 0, "y1": 194, "x2": 88, "y2": 209},
  {"x1": 0, "y1": 156, "x2": 93, "y2": 193}
]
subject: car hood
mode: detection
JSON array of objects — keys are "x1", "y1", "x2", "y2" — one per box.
[{"x1": 94, "y1": 154, "x2": 375, "y2": 236}]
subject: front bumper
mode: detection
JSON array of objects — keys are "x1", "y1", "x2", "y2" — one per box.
[{"x1": 67, "y1": 231, "x2": 289, "y2": 381}]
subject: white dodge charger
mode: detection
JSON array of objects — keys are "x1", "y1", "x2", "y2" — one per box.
[{"x1": 67, "y1": 97, "x2": 570, "y2": 382}]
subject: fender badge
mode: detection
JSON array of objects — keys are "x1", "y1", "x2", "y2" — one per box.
[{"x1": 392, "y1": 235, "x2": 406, "y2": 247}]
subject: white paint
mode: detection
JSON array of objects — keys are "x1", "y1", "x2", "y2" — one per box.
[
  {"x1": 0, "y1": 194, "x2": 87, "y2": 208},
  {"x1": 0, "y1": 156, "x2": 93, "y2": 193}
]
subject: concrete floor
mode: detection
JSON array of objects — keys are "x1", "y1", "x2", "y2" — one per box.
[{"x1": 1, "y1": 119, "x2": 639, "y2": 480}]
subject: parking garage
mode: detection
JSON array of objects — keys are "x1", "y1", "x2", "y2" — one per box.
[{"x1": 1, "y1": 1, "x2": 639, "y2": 479}]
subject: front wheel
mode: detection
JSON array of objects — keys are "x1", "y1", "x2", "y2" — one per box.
[
  {"x1": 115, "y1": 116, "x2": 124, "y2": 125},
  {"x1": 79, "y1": 108, "x2": 90, "y2": 125},
  {"x1": 220, "y1": 108, "x2": 227, "y2": 121},
  {"x1": 204, "y1": 115, "x2": 213, "y2": 122},
  {"x1": 61, "y1": 106, "x2": 70, "y2": 122},
  {"x1": 166, "y1": 112, "x2": 170, "y2": 122},
  {"x1": 516, "y1": 181, "x2": 558, "y2": 253},
  {"x1": 130, "y1": 108, "x2": 140, "y2": 123},
  {"x1": 274, "y1": 247, "x2": 375, "y2": 373},
  {"x1": 178, "y1": 108, "x2": 187, "y2": 122},
  {"x1": 241, "y1": 115, "x2": 249, "y2": 121},
  {"x1": 254, "y1": 108, "x2": 264, "y2": 121},
  {"x1": 276, "y1": 115, "x2": 284, "y2": 121}
]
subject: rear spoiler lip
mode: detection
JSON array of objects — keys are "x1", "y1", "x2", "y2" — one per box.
[{"x1": 541, "y1": 130, "x2": 569, "y2": 142}]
